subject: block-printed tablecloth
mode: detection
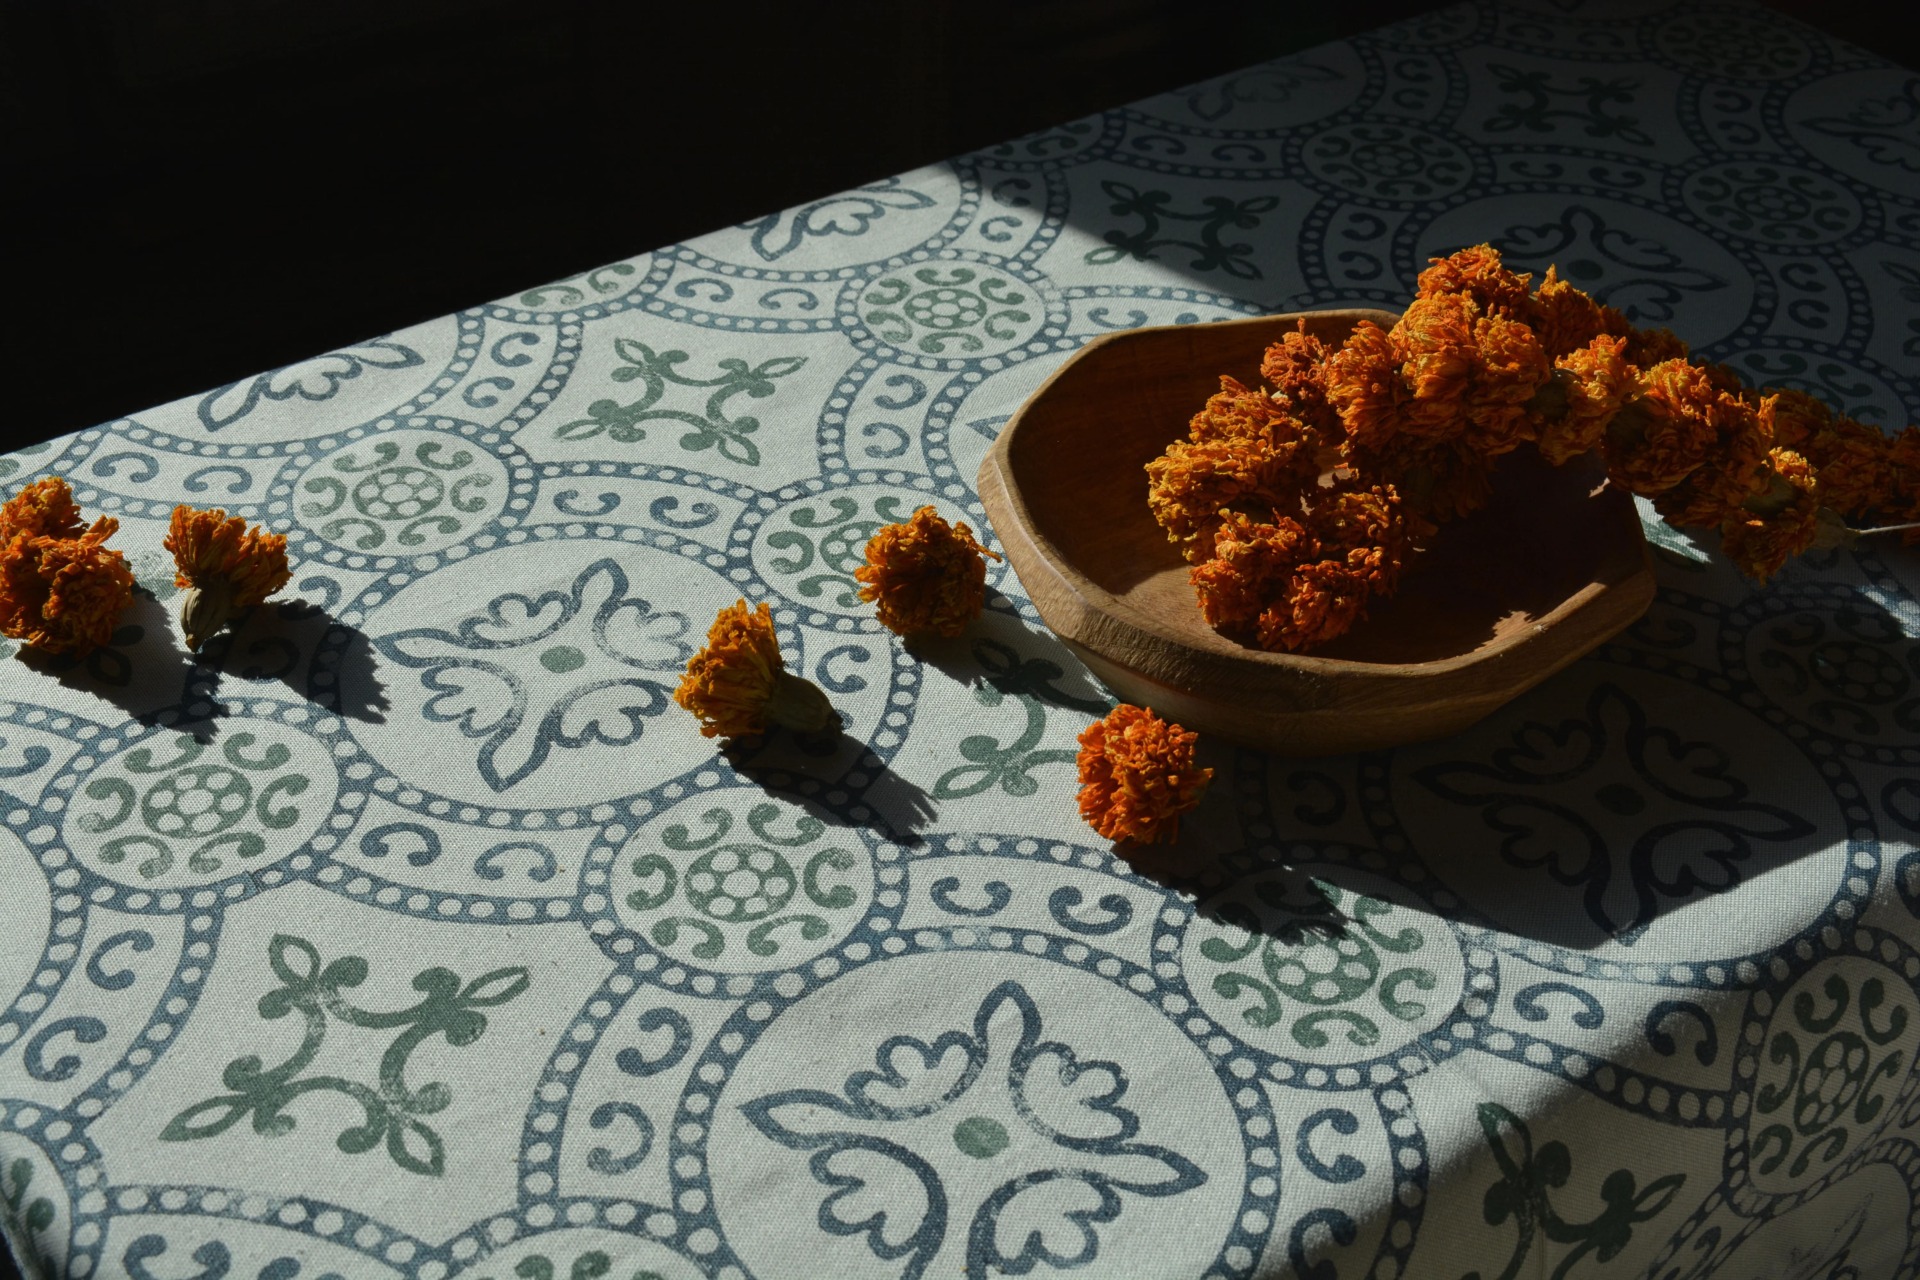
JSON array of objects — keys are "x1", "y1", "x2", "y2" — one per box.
[{"x1": 6, "y1": 0, "x2": 1920, "y2": 1275}]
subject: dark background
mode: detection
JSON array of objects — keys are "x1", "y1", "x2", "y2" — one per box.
[{"x1": 5, "y1": 0, "x2": 1905, "y2": 462}]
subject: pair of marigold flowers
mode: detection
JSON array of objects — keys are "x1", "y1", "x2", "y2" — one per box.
[
  {"x1": 0, "y1": 476, "x2": 289, "y2": 658},
  {"x1": 1148, "y1": 244, "x2": 1920, "y2": 653},
  {"x1": 675, "y1": 505, "x2": 1210, "y2": 845},
  {"x1": 0, "y1": 484, "x2": 1208, "y2": 844}
]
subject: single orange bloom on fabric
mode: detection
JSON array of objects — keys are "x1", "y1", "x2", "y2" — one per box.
[
  {"x1": 675, "y1": 599, "x2": 833, "y2": 739},
  {"x1": 0, "y1": 477, "x2": 134, "y2": 656},
  {"x1": 854, "y1": 506, "x2": 1002, "y2": 638},
  {"x1": 164, "y1": 506, "x2": 293, "y2": 650},
  {"x1": 1075, "y1": 704, "x2": 1213, "y2": 845}
]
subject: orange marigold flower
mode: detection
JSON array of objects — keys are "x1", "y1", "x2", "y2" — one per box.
[
  {"x1": 164, "y1": 506, "x2": 293, "y2": 651},
  {"x1": 1186, "y1": 376, "x2": 1298, "y2": 446},
  {"x1": 1075, "y1": 704, "x2": 1213, "y2": 845},
  {"x1": 1188, "y1": 486, "x2": 1405, "y2": 653},
  {"x1": 1416, "y1": 244, "x2": 1534, "y2": 317},
  {"x1": 1766, "y1": 387, "x2": 1835, "y2": 451},
  {"x1": 1262, "y1": 560, "x2": 1372, "y2": 652},
  {"x1": 854, "y1": 505, "x2": 1002, "y2": 638},
  {"x1": 1534, "y1": 334, "x2": 1636, "y2": 465},
  {"x1": 1259, "y1": 323, "x2": 1342, "y2": 434},
  {"x1": 1146, "y1": 429, "x2": 1322, "y2": 563},
  {"x1": 675, "y1": 599, "x2": 833, "y2": 739},
  {"x1": 1604, "y1": 359, "x2": 1760, "y2": 497},
  {"x1": 0, "y1": 478, "x2": 134, "y2": 656},
  {"x1": 1527, "y1": 265, "x2": 1632, "y2": 359},
  {"x1": 1720, "y1": 448, "x2": 1819, "y2": 580},
  {"x1": 1787, "y1": 412, "x2": 1899, "y2": 521},
  {"x1": 1323, "y1": 319, "x2": 1404, "y2": 451}
]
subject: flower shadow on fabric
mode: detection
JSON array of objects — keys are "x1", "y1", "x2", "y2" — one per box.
[
  {"x1": 722, "y1": 719, "x2": 939, "y2": 846},
  {"x1": 9, "y1": 587, "x2": 194, "y2": 722},
  {"x1": 1406, "y1": 670, "x2": 1833, "y2": 951},
  {"x1": 194, "y1": 596, "x2": 390, "y2": 727}
]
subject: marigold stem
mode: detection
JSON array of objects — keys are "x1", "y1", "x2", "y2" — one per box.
[{"x1": 178, "y1": 578, "x2": 235, "y2": 652}]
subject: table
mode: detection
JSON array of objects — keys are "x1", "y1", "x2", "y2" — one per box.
[{"x1": 6, "y1": 1, "x2": 1920, "y2": 1276}]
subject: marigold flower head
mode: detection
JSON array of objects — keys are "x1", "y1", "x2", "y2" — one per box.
[
  {"x1": 1259, "y1": 324, "x2": 1341, "y2": 435},
  {"x1": 0, "y1": 476, "x2": 88, "y2": 541},
  {"x1": 1261, "y1": 560, "x2": 1373, "y2": 652},
  {"x1": 1189, "y1": 511, "x2": 1317, "y2": 636},
  {"x1": 1416, "y1": 244, "x2": 1534, "y2": 317},
  {"x1": 853, "y1": 506, "x2": 1002, "y2": 638},
  {"x1": 1075, "y1": 704, "x2": 1213, "y2": 845},
  {"x1": 1533, "y1": 335, "x2": 1636, "y2": 465},
  {"x1": 1527, "y1": 266, "x2": 1632, "y2": 359},
  {"x1": 675, "y1": 599, "x2": 833, "y2": 739},
  {"x1": 1185, "y1": 376, "x2": 1299, "y2": 447},
  {"x1": 1720, "y1": 449, "x2": 1819, "y2": 581},
  {"x1": 1781, "y1": 409, "x2": 1900, "y2": 521},
  {"x1": 1323, "y1": 319, "x2": 1404, "y2": 452},
  {"x1": 1604, "y1": 359, "x2": 1763, "y2": 498},
  {"x1": 0, "y1": 478, "x2": 134, "y2": 656},
  {"x1": 1146, "y1": 429, "x2": 1322, "y2": 563},
  {"x1": 163, "y1": 506, "x2": 293, "y2": 651}
]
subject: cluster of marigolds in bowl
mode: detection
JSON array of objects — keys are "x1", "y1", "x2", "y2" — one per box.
[
  {"x1": 1147, "y1": 244, "x2": 1920, "y2": 654},
  {"x1": 0, "y1": 484, "x2": 1203, "y2": 846}
]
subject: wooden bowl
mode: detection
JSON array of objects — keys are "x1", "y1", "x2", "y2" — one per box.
[{"x1": 977, "y1": 309, "x2": 1656, "y2": 755}]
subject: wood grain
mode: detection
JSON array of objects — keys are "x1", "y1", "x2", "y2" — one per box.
[{"x1": 977, "y1": 309, "x2": 1657, "y2": 754}]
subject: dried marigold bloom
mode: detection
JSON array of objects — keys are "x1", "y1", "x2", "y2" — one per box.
[
  {"x1": 1306, "y1": 480, "x2": 1409, "y2": 597},
  {"x1": 1604, "y1": 359, "x2": 1760, "y2": 497},
  {"x1": 0, "y1": 478, "x2": 134, "y2": 656},
  {"x1": 164, "y1": 505, "x2": 294, "y2": 651},
  {"x1": 854, "y1": 506, "x2": 1002, "y2": 638},
  {"x1": 1259, "y1": 323, "x2": 1342, "y2": 434},
  {"x1": 1416, "y1": 244, "x2": 1534, "y2": 317},
  {"x1": 1720, "y1": 449, "x2": 1819, "y2": 580},
  {"x1": 1075, "y1": 704, "x2": 1213, "y2": 845},
  {"x1": 675, "y1": 599, "x2": 833, "y2": 739},
  {"x1": 1147, "y1": 429, "x2": 1321, "y2": 563},
  {"x1": 1533, "y1": 335, "x2": 1635, "y2": 465},
  {"x1": 1185, "y1": 376, "x2": 1298, "y2": 446},
  {"x1": 1651, "y1": 406, "x2": 1778, "y2": 529},
  {"x1": 0, "y1": 476, "x2": 88, "y2": 541},
  {"x1": 1345, "y1": 434, "x2": 1495, "y2": 524},
  {"x1": 1781, "y1": 409, "x2": 1900, "y2": 521},
  {"x1": 1323, "y1": 319, "x2": 1404, "y2": 452},
  {"x1": 1261, "y1": 560, "x2": 1372, "y2": 652},
  {"x1": 1528, "y1": 266, "x2": 1633, "y2": 359},
  {"x1": 1189, "y1": 512, "x2": 1318, "y2": 635}
]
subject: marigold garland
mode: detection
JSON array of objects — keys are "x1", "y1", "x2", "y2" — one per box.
[
  {"x1": 164, "y1": 505, "x2": 293, "y2": 651},
  {"x1": 0, "y1": 477, "x2": 135, "y2": 656},
  {"x1": 1075, "y1": 704, "x2": 1213, "y2": 845},
  {"x1": 854, "y1": 506, "x2": 1002, "y2": 638},
  {"x1": 1149, "y1": 243, "x2": 1920, "y2": 654},
  {"x1": 675, "y1": 599, "x2": 834, "y2": 739}
]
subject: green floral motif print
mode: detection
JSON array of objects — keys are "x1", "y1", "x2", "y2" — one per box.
[
  {"x1": 626, "y1": 803, "x2": 859, "y2": 960},
  {"x1": 555, "y1": 338, "x2": 806, "y2": 466},
  {"x1": 861, "y1": 266, "x2": 1034, "y2": 354},
  {"x1": 1464, "y1": 1103, "x2": 1685, "y2": 1280},
  {"x1": 1, "y1": 1159, "x2": 56, "y2": 1274},
  {"x1": 77, "y1": 733, "x2": 310, "y2": 880},
  {"x1": 1197, "y1": 878, "x2": 1439, "y2": 1051},
  {"x1": 520, "y1": 261, "x2": 637, "y2": 307},
  {"x1": 299, "y1": 438, "x2": 495, "y2": 550},
  {"x1": 478, "y1": 1252, "x2": 664, "y2": 1280},
  {"x1": 932, "y1": 638, "x2": 1111, "y2": 800},
  {"x1": 160, "y1": 933, "x2": 530, "y2": 1176}
]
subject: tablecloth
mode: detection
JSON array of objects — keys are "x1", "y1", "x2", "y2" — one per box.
[{"x1": 5, "y1": 0, "x2": 1920, "y2": 1275}]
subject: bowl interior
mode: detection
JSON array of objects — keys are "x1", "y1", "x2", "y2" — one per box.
[{"x1": 1002, "y1": 311, "x2": 1649, "y2": 668}]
